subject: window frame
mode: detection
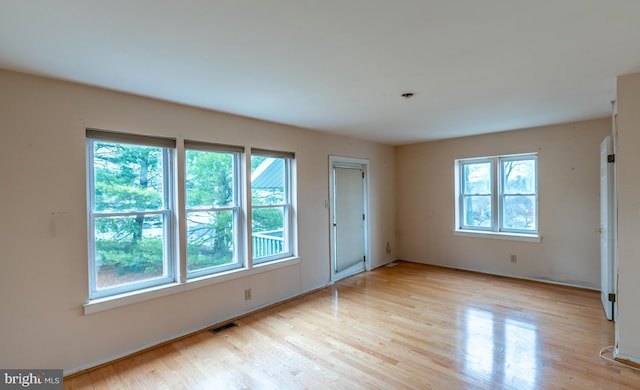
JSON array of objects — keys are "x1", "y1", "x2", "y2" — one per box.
[
  {"x1": 184, "y1": 141, "x2": 244, "y2": 278},
  {"x1": 455, "y1": 153, "x2": 538, "y2": 237},
  {"x1": 85, "y1": 129, "x2": 298, "y2": 304},
  {"x1": 250, "y1": 149, "x2": 295, "y2": 265},
  {"x1": 459, "y1": 158, "x2": 494, "y2": 232},
  {"x1": 498, "y1": 154, "x2": 538, "y2": 234},
  {"x1": 86, "y1": 131, "x2": 176, "y2": 299}
]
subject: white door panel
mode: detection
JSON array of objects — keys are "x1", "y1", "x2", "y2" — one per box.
[
  {"x1": 334, "y1": 167, "x2": 365, "y2": 274},
  {"x1": 330, "y1": 157, "x2": 368, "y2": 283}
]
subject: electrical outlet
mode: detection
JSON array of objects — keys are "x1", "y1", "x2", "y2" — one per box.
[
  {"x1": 510, "y1": 254, "x2": 518, "y2": 263},
  {"x1": 244, "y1": 288, "x2": 252, "y2": 300}
]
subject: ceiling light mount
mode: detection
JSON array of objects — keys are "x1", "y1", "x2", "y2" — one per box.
[{"x1": 401, "y1": 92, "x2": 415, "y2": 99}]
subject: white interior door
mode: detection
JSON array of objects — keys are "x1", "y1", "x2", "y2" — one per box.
[
  {"x1": 600, "y1": 136, "x2": 615, "y2": 320},
  {"x1": 332, "y1": 164, "x2": 366, "y2": 281}
]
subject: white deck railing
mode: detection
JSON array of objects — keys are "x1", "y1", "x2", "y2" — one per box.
[{"x1": 252, "y1": 230, "x2": 284, "y2": 258}]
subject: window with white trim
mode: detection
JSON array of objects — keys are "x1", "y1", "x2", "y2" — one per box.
[
  {"x1": 184, "y1": 142, "x2": 243, "y2": 278},
  {"x1": 87, "y1": 130, "x2": 297, "y2": 300},
  {"x1": 250, "y1": 149, "x2": 294, "y2": 264},
  {"x1": 456, "y1": 154, "x2": 538, "y2": 235},
  {"x1": 87, "y1": 131, "x2": 175, "y2": 299}
]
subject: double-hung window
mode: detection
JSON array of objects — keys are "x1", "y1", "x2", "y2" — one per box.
[
  {"x1": 250, "y1": 149, "x2": 294, "y2": 264},
  {"x1": 184, "y1": 142, "x2": 243, "y2": 277},
  {"x1": 456, "y1": 153, "x2": 538, "y2": 235},
  {"x1": 87, "y1": 131, "x2": 175, "y2": 299},
  {"x1": 460, "y1": 159, "x2": 493, "y2": 230},
  {"x1": 87, "y1": 130, "x2": 297, "y2": 302},
  {"x1": 499, "y1": 155, "x2": 537, "y2": 233}
]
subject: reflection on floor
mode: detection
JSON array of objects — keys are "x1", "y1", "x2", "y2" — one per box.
[
  {"x1": 65, "y1": 261, "x2": 640, "y2": 389},
  {"x1": 464, "y1": 308, "x2": 539, "y2": 388}
]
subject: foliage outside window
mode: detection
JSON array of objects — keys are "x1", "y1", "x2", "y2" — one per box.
[
  {"x1": 185, "y1": 143, "x2": 242, "y2": 278},
  {"x1": 87, "y1": 132, "x2": 174, "y2": 299},
  {"x1": 251, "y1": 150, "x2": 294, "y2": 264},
  {"x1": 457, "y1": 154, "x2": 538, "y2": 234},
  {"x1": 87, "y1": 130, "x2": 296, "y2": 300}
]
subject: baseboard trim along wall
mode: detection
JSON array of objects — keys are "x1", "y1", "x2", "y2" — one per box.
[
  {"x1": 64, "y1": 282, "x2": 329, "y2": 377},
  {"x1": 400, "y1": 259, "x2": 600, "y2": 291}
]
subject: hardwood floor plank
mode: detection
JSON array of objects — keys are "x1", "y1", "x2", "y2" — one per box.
[{"x1": 64, "y1": 262, "x2": 640, "y2": 389}]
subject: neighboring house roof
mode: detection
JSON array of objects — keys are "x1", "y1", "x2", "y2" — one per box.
[{"x1": 251, "y1": 158, "x2": 283, "y2": 189}]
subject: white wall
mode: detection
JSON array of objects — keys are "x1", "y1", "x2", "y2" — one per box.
[
  {"x1": 615, "y1": 71, "x2": 640, "y2": 362},
  {"x1": 0, "y1": 69, "x2": 396, "y2": 373},
  {"x1": 396, "y1": 119, "x2": 610, "y2": 288}
]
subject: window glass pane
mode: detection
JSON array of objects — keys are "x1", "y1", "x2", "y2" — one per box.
[
  {"x1": 93, "y1": 142, "x2": 164, "y2": 212},
  {"x1": 94, "y1": 214, "x2": 167, "y2": 290},
  {"x1": 186, "y1": 210, "x2": 236, "y2": 272},
  {"x1": 251, "y1": 157, "x2": 285, "y2": 205},
  {"x1": 463, "y1": 195, "x2": 492, "y2": 228},
  {"x1": 252, "y1": 207, "x2": 286, "y2": 260},
  {"x1": 503, "y1": 159, "x2": 536, "y2": 194},
  {"x1": 503, "y1": 195, "x2": 537, "y2": 231},
  {"x1": 463, "y1": 162, "x2": 491, "y2": 194},
  {"x1": 185, "y1": 150, "x2": 235, "y2": 208}
]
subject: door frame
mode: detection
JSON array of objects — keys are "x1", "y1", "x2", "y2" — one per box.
[
  {"x1": 600, "y1": 136, "x2": 615, "y2": 320},
  {"x1": 329, "y1": 155, "x2": 370, "y2": 283},
  {"x1": 612, "y1": 104, "x2": 618, "y2": 322}
]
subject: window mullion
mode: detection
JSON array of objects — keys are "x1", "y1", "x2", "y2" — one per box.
[
  {"x1": 458, "y1": 165, "x2": 463, "y2": 229},
  {"x1": 245, "y1": 151, "x2": 253, "y2": 269},
  {"x1": 163, "y1": 147, "x2": 176, "y2": 283},
  {"x1": 493, "y1": 157, "x2": 500, "y2": 232},
  {"x1": 88, "y1": 214, "x2": 97, "y2": 296},
  {"x1": 185, "y1": 205, "x2": 239, "y2": 213},
  {"x1": 173, "y1": 140, "x2": 186, "y2": 283},
  {"x1": 87, "y1": 140, "x2": 97, "y2": 295},
  {"x1": 251, "y1": 203, "x2": 288, "y2": 209},
  {"x1": 92, "y1": 210, "x2": 169, "y2": 218},
  {"x1": 234, "y1": 152, "x2": 244, "y2": 268}
]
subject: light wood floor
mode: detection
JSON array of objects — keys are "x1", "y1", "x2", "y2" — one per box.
[{"x1": 64, "y1": 261, "x2": 640, "y2": 389}]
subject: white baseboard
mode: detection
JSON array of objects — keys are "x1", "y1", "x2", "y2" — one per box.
[
  {"x1": 400, "y1": 259, "x2": 600, "y2": 291},
  {"x1": 65, "y1": 282, "x2": 329, "y2": 376},
  {"x1": 614, "y1": 349, "x2": 640, "y2": 365}
]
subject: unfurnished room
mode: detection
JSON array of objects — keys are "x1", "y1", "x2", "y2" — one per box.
[{"x1": 2, "y1": 1, "x2": 640, "y2": 389}]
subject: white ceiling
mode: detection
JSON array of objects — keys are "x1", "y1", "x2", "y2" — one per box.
[{"x1": 1, "y1": 1, "x2": 640, "y2": 145}]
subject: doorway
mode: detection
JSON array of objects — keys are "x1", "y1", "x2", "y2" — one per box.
[{"x1": 329, "y1": 156, "x2": 369, "y2": 282}]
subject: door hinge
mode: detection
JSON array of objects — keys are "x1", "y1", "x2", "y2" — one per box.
[
  {"x1": 608, "y1": 293, "x2": 616, "y2": 303},
  {"x1": 608, "y1": 154, "x2": 615, "y2": 163},
  {"x1": 363, "y1": 256, "x2": 366, "y2": 262},
  {"x1": 363, "y1": 214, "x2": 365, "y2": 221}
]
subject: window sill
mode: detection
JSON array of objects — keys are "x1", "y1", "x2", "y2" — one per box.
[
  {"x1": 83, "y1": 256, "x2": 301, "y2": 315},
  {"x1": 453, "y1": 229, "x2": 542, "y2": 243}
]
